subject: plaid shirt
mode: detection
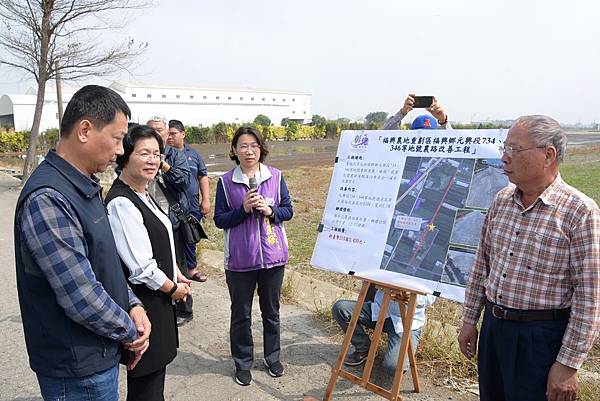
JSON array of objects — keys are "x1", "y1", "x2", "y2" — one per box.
[
  {"x1": 463, "y1": 175, "x2": 600, "y2": 369},
  {"x1": 18, "y1": 188, "x2": 139, "y2": 343}
]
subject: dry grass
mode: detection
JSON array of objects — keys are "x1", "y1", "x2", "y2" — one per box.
[{"x1": 280, "y1": 274, "x2": 298, "y2": 304}]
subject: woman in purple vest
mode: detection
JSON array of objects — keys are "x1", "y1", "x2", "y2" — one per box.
[{"x1": 214, "y1": 126, "x2": 294, "y2": 386}]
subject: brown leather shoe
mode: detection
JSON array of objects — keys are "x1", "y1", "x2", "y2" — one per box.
[{"x1": 188, "y1": 268, "x2": 208, "y2": 282}]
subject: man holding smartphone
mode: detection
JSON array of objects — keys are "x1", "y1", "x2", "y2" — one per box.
[{"x1": 383, "y1": 94, "x2": 451, "y2": 130}]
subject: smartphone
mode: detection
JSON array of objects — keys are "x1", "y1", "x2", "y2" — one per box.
[{"x1": 413, "y1": 96, "x2": 434, "y2": 108}]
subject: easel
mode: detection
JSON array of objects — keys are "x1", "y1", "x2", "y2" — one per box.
[{"x1": 323, "y1": 278, "x2": 425, "y2": 401}]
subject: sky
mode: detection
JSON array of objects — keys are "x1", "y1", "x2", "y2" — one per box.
[{"x1": 1, "y1": 0, "x2": 599, "y2": 124}]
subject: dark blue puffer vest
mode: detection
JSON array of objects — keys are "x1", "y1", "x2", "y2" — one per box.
[{"x1": 14, "y1": 150, "x2": 129, "y2": 377}]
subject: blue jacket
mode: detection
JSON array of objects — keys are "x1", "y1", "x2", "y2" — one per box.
[{"x1": 159, "y1": 146, "x2": 191, "y2": 227}]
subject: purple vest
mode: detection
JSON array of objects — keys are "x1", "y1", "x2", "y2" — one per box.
[{"x1": 221, "y1": 165, "x2": 289, "y2": 271}]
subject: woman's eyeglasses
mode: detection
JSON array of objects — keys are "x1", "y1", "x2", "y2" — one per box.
[
  {"x1": 237, "y1": 143, "x2": 261, "y2": 151},
  {"x1": 135, "y1": 152, "x2": 162, "y2": 161}
]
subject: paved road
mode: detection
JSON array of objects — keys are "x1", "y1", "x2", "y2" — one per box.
[{"x1": 0, "y1": 172, "x2": 475, "y2": 401}]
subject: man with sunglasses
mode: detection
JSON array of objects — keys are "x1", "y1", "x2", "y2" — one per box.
[{"x1": 458, "y1": 115, "x2": 600, "y2": 401}]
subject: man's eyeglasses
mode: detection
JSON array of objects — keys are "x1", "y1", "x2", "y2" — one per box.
[
  {"x1": 135, "y1": 152, "x2": 162, "y2": 161},
  {"x1": 499, "y1": 143, "x2": 546, "y2": 157},
  {"x1": 167, "y1": 131, "x2": 182, "y2": 137},
  {"x1": 237, "y1": 143, "x2": 261, "y2": 151}
]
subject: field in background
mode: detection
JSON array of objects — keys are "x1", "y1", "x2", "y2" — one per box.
[{"x1": 200, "y1": 144, "x2": 600, "y2": 399}]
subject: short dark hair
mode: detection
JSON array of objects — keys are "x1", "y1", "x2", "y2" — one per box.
[
  {"x1": 168, "y1": 119, "x2": 185, "y2": 132},
  {"x1": 60, "y1": 85, "x2": 131, "y2": 137},
  {"x1": 229, "y1": 126, "x2": 269, "y2": 164},
  {"x1": 116, "y1": 124, "x2": 164, "y2": 169}
]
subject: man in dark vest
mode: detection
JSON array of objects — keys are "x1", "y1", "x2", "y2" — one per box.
[{"x1": 15, "y1": 85, "x2": 151, "y2": 400}]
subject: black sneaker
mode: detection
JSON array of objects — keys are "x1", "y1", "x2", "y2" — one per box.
[
  {"x1": 264, "y1": 359, "x2": 285, "y2": 377},
  {"x1": 235, "y1": 369, "x2": 252, "y2": 386},
  {"x1": 343, "y1": 351, "x2": 368, "y2": 366}
]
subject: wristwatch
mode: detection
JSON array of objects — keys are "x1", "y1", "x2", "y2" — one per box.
[{"x1": 167, "y1": 282, "x2": 178, "y2": 297}]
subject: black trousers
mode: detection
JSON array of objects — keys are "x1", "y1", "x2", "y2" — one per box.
[
  {"x1": 478, "y1": 307, "x2": 568, "y2": 401},
  {"x1": 225, "y1": 266, "x2": 285, "y2": 371},
  {"x1": 174, "y1": 227, "x2": 193, "y2": 317},
  {"x1": 127, "y1": 367, "x2": 166, "y2": 401}
]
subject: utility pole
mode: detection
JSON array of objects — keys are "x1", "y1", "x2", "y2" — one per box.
[{"x1": 55, "y1": 62, "x2": 63, "y2": 129}]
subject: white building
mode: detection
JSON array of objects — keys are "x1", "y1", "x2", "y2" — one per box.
[
  {"x1": 0, "y1": 81, "x2": 312, "y2": 131},
  {"x1": 0, "y1": 84, "x2": 78, "y2": 132}
]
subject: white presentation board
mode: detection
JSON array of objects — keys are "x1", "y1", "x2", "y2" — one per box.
[{"x1": 310, "y1": 129, "x2": 509, "y2": 303}]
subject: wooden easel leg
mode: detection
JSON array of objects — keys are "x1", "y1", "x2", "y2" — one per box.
[
  {"x1": 390, "y1": 293, "x2": 418, "y2": 400},
  {"x1": 322, "y1": 280, "x2": 371, "y2": 401},
  {"x1": 398, "y1": 300, "x2": 420, "y2": 393}
]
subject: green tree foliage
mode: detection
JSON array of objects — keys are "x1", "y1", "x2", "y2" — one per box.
[
  {"x1": 336, "y1": 118, "x2": 351, "y2": 128},
  {"x1": 41, "y1": 128, "x2": 59, "y2": 150},
  {"x1": 325, "y1": 121, "x2": 340, "y2": 139},
  {"x1": 213, "y1": 122, "x2": 229, "y2": 143},
  {"x1": 185, "y1": 126, "x2": 212, "y2": 144},
  {"x1": 285, "y1": 121, "x2": 300, "y2": 141},
  {"x1": 347, "y1": 121, "x2": 365, "y2": 130},
  {"x1": 364, "y1": 111, "x2": 389, "y2": 129},
  {"x1": 173, "y1": 115, "x2": 389, "y2": 145},
  {"x1": 310, "y1": 114, "x2": 327, "y2": 137},
  {"x1": 253, "y1": 114, "x2": 272, "y2": 127},
  {"x1": 311, "y1": 114, "x2": 327, "y2": 127}
]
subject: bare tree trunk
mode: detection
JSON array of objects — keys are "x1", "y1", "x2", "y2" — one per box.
[
  {"x1": 22, "y1": 82, "x2": 47, "y2": 182},
  {"x1": 21, "y1": 3, "x2": 52, "y2": 183}
]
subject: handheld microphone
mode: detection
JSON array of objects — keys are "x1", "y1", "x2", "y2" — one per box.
[
  {"x1": 248, "y1": 177, "x2": 258, "y2": 215},
  {"x1": 249, "y1": 177, "x2": 257, "y2": 191}
]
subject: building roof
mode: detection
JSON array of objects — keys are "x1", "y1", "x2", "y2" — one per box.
[
  {"x1": 110, "y1": 81, "x2": 310, "y2": 95},
  {"x1": 1, "y1": 94, "x2": 37, "y2": 105}
]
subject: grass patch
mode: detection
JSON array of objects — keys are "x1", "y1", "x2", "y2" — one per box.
[
  {"x1": 311, "y1": 298, "x2": 347, "y2": 338},
  {"x1": 579, "y1": 375, "x2": 600, "y2": 401},
  {"x1": 280, "y1": 274, "x2": 298, "y2": 304}
]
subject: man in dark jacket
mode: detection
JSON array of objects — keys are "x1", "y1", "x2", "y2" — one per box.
[
  {"x1": 168, "y1": 119, "x2": 210, "y2": 283},
  {"x1": 15, "y1": 85, "x2": 151, "y2": 400}
]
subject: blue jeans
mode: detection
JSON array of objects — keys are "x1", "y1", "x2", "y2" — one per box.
[
  {"x1": 332, "y1": 299, "x2": 422, "y2": 373},
  {"x1": 36, "y1": 365, "x2": 119, "y2": 401}
]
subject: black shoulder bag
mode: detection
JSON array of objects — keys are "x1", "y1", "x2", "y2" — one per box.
[{"x1": 156, "y1": 179, "x2": 208, "y2": 244}]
